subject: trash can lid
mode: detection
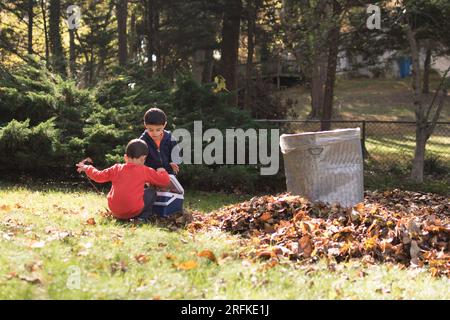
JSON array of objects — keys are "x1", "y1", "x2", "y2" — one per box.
[{"x1": 280, "y1": 128, "x2": 360, "y2": 154}]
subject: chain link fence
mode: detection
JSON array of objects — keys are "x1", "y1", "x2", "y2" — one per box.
[{"x1": 256, "y1": 120, "x2": 450, "y2": 177}]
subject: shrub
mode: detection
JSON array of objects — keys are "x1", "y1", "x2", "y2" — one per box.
[{"x1": 0, "y1": 118, "x2": 61, "y2": 174}]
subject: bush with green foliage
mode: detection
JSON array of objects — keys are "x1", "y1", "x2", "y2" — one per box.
[
  {"x1": 0, "y1": 118, "x2": 61, "y2": 174},
  {"x1": 0, "y1": 59, "x2": 99, "y2": 173},
  {"x1": 1, "y1": 61, "x2": 284, "y2": 193}
]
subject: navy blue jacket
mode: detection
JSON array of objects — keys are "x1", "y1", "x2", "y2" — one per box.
[{"x1": 139, "y1": 130, "x2": 180, "y2": 175}]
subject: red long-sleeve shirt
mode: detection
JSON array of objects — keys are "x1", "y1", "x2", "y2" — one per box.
[{"x1": 84, "y1": 163, "x2": 170, "y2": 219}]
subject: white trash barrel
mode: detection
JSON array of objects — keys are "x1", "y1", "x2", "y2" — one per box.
[{"x1": 280, "y1": 128, "x2": 364, "y2": 207}]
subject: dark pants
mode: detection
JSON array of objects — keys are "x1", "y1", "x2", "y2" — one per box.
[{"x1": 136, "y1": 187, "x2": 156, "y2": 220}]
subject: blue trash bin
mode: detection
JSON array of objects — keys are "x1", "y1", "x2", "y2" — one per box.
[{"x1": 399, "y1": 57, "x2": 412, "y2": 78}]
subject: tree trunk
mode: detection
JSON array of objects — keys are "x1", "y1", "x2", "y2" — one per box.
[
  {"x1": 245, "y1": 0, "x2": 257, "y2": 110},
  {"x1": 145, "y1": 0, "x2": 156, "y2": 76},
  {"x1": 220, "y1": 0, "x2": 243, "y2": 107},
  {"x1": 117, "y1": 0, "x2": 128, "y2": 66},
  {"x1": 40, "y1": 0, "x2": 49, "y2": 66},
  {"x1": 49, "y1": 0, "x2": 67, "y2": 76},
  {"x1": 411, "y1": 125, "x2": 427, "y2": 182},
  {"x1": 191, "y1": 50, "x2": 205, "y2": 83},
  {"x1": 129, "y1": 12, "x2": 138, "y2": 62},
  {"x1": 69, "y1": 29, "x2": 76, "y2": 77},
  {"x1": 422, "y1": 43, "x2": 432, "y2": 94},
  {"x1": 320, "y1": 4, "x2": 340, "y2": 131},
  {"x1": 201, "y1": 49, "x2": 214, "y2": 83},
  {"x1": 406, "y1": 26, "x2": 426, "y2": 183},
  {"x1": 154, "y1": 9, "x2": 161, "y2": 72},
  {"x1": 27, "y1": 0, "x2": 33, "y2": 54},
  {"x1": 310, "y1": 48, "x2": 328, "y2": 119},
  {"x1": 88, "y1": 49, "x2": 95, "y2": 86}
]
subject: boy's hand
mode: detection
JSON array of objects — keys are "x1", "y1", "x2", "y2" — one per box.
[
  {"x1": 169, "y1": 162, "x2": 179, "y2": 174},
  {"x1": 76, "y1": 162, "x2": 88, "y2": 173},
  {"x1": 76, "y1": 158, "x2": 93, "y2": 173}
]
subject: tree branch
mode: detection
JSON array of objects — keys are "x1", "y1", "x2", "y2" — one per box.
[
  {"x1": 426, "y1": 87, "x2": 447, "y2": 140},
  {"x1": 425, "y1": 65, "x2": 450, "y2": 121}
]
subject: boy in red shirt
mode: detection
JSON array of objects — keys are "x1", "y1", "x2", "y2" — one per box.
[{"x1": 76, "y1": 139, "x2": 170, "y2": 220}]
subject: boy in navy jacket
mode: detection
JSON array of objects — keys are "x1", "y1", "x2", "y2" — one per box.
[{"x1": 139, "y1": 108, "x2": 181, "y2": 175}]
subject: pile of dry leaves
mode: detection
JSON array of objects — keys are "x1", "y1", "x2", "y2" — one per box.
[{"x1": 186, "y1": 189, "x2": 449, "y2": 277}]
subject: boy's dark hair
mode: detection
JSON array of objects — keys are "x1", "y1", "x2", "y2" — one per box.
[
  {"x1": 126, "y1": 139, "x2": 148, "y2": 159},
  {"x1": 144, "y1": 107, "x2": 167, "y2": 125}
]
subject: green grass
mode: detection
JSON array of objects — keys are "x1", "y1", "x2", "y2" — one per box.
[
  {"x1": 0, "y1": 186, "x2": 449, "y2": 299},
  {"x1": 364, "y1": 174, "x2": 450, "y2": 195}
]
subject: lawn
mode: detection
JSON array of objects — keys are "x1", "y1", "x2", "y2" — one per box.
[{"x1": 1, "y1": 185, "x2": 449, "y2": 299}]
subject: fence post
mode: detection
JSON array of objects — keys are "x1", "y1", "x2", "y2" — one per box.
[{"x1": 361, "y1": 120, "x2": 367, "y2": 159}]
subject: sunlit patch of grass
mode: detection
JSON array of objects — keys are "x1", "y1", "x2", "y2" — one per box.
[{"x1": 285, "y1": 77, "x2": 450, "y2": 121}]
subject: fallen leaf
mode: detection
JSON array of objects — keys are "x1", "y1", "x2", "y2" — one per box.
[
  {"x1": 175, "y1": 260, "x2": 198, "y2": 270},
  {"x1": 358, "y1": 270, "x2": 367, "y2": 278},
  {"x1": 86, "y1": 218, "x2": 96, "y2": 225},
  {"x1": 299, "y1": 235, "x2": 313, "y2": 258},
  {"x1": 110, "y1": 261, "x2": 128, "y2": 273},
  {"x1": 256, "y1": 250, "x2": 274, "y2": 260},
  {"x1": 135, "y1": 254, "x2": 149, "y2": 264},
  {"x1": 165, "y1": 253, "x2": 176, "y2": 260},
  {"x1": 259, "y1": 212, "x2": 272, "y2": 222},
  {"x1": 19, "y1": 274, "x2": 42, "y2": 285},
  {"x1": 354, "y1": 202, "x2": 365, "y2": 214},
  {"x1": 197, "y1": 250, "x2": 218, "y2": 263},
  {"x1": 25, "y1": 261, "x2": 43, "y2": 272},
  {"x1": 0, "y1": 204, "x2": 11, "y2": 211}
]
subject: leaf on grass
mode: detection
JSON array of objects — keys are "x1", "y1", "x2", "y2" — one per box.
[
  {"x1": 358, "y1": 270, "x2": 367, "y2": 278},
  {"x1": 135, "y1": 254, "x2": 149, "y2": 264},
  {"x1": 175, "y1": 260, "x2": 198, "y2": 270},
  {"x1": 6, "y1": 272, "x2": 18, "y2": 280},
  {"x1": 25, "y1": 261, "x2": 43, "y2": 272},
  {"x1": 256, "y1": 250, "x2": 273, "y2": 259},
  {"x1": 19, "y1": 274, "x2": 42, "y2": 285},
  {"x1": 111, "y1": 261, "x2": 128, "y2": 273},
  {"x1": 86, "y1": 218, "x2": 96, "y2": 225},
  {"x1": 165, "y1": 253, "x2": 176, "y2": 260},
  {"x1": 197, "y1": 250, "x2": 218, "y2": 263},
  {"x1": 0, "y1": 204, "x2": 11, "y2": 211}
]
